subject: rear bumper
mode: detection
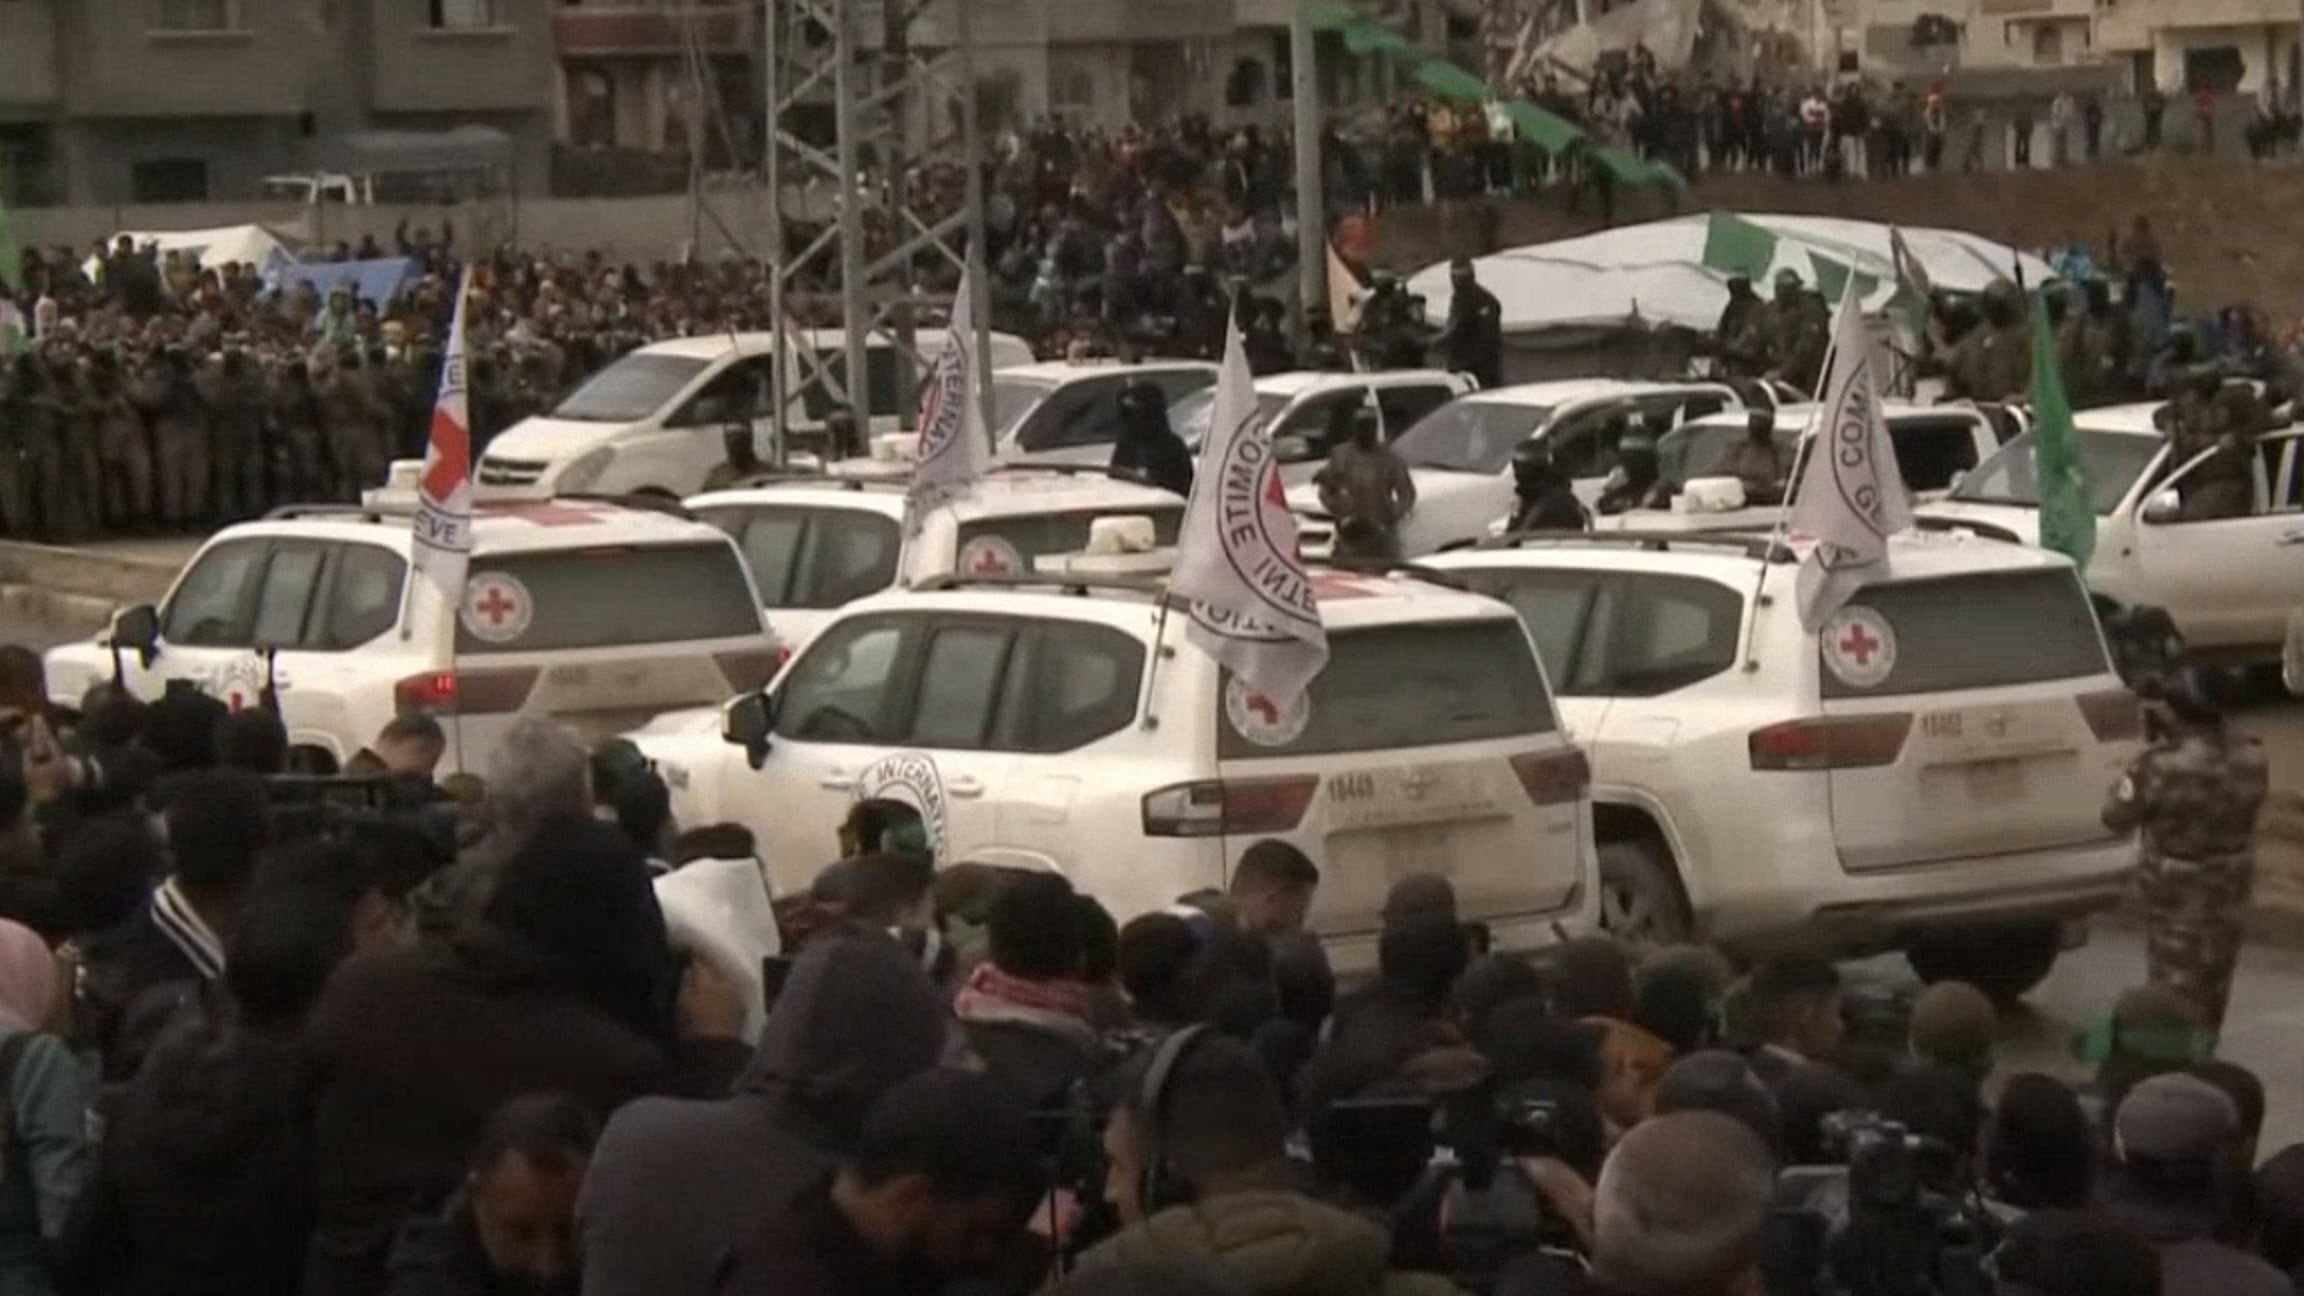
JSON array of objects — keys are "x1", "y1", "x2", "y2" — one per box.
[
  {"x1": 1320, "y1": 882, "x2": 1597, "y2": 979},
  {"x1": 1704, "y1": 835, "x2": 2133, "y2": 956}
]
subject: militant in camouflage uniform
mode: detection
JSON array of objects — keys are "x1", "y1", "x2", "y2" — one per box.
[
  {"x1": 2102, "y1": 674, "x2": 2269, "y2": 1035},
  {"x1": 1943, "y1": 279, "x2": 2031, "y2": 402}
]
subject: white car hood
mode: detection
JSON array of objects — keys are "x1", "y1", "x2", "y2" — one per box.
[
  {"x1": 480, "y1": 416, "x2": 622, "y2": 463},
  {"x1": 1914, "y1": 499, "x2": 2043, "y2": 546}
]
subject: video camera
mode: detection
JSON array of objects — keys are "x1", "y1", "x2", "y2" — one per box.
[
  {"x1": 1319, "y1": 1079, "x2": 1590, "y2": 1295},
  {"x1": 259, "y1": 773, "x2": 460, "y2": 868},
  {"x1": 1767, "y1": 1112, "x2": 1990, "y2": 1296}
]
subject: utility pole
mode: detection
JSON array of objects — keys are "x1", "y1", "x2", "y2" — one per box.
[{"x1": 1291, "y1": 0, "x2": 1324, "y2": 343}]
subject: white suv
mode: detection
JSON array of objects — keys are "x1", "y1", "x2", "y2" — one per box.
[
  {"x1": 1292, "y1": 378, "x2": 1765, "y2": 558},
  {"x1": 634, "y1": 565, "x2": 1599, "y2": 970},
  {"x1": 1920, "y1": 401, "x2": 2304, "y2": 667},
  {"x1": 44, "y1": 500, "x2": 777, "y2": 773},
  {"x1": 1422, "y1": 529, "x2": 2142, "y2": 999},
  {"x1": 687, "y1": 466, "x2": 1190, "y2": 651},
  {"x1": 1167, "y1": 369, "x2": 1477, "y2": 485},
  {"x1": 991, "y1": 360, "x2": 1219, "y2": 462}
]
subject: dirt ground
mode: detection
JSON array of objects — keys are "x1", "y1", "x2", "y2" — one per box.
[{"x1": 1373, "y1": 155, "x2": 2303, "y2": 317}]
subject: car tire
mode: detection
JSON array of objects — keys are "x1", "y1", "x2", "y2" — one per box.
[
  {"x1": 1597, "y1": 839, "x2": 1693, "y2": 946},
  {"x1": 1904, "y1": 923, "x2": 2060, "y2": 1004}
]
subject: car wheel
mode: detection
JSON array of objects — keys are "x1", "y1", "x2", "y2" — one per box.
[
  {"x1": 1597, "y1": 839, "x2": 1693, "y2": 946},
  {"x1": 1904, "y1": 923, "x2": 2061, "y2": 1005}
]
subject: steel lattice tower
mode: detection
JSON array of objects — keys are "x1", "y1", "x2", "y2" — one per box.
[{"x1": 761, "y1": 0, "x2": 989, "y2": 453}]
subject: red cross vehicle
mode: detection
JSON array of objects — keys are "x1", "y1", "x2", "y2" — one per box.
[
  {"x1": 1423, "y1": 527, "x2": 2145, "y2": 1003},
  {"x1": 41, "y1": 496, "x2": 780, "y2": 776},
  {"x1": 630, "y1": 555, "x2": 1601, "y2": 976},
  {"x1": 684, "y1": 465, "x2": 1192, "y2": 655}
]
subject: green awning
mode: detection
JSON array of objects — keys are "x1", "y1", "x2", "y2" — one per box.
[
  {"x1": 1412, "y1": 60, "x2": 1488, "y2": 103},
  {"x1": 1502, "y1": 100, "x2": 1585, "y2": 155},
  {"x1": 1344, "y1": 22, "x2": 1411, "y2": 56}
]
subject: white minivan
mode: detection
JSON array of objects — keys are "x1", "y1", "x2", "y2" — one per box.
[
  {"x1": 635, "y1": 565, "x2": 1600, "y2": 970},
  {"x1": 477, "y1": 328, "x2": 1035, "y2": 502}
]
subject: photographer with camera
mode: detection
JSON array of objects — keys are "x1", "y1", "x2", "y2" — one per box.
[{"x1": 1079, "y1": 1027, "x2": 1464, "y2": 1295}]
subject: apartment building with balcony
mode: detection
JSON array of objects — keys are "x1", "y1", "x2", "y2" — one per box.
[
  {"x1": 0, "y1": 0, "x2": 554, "y2": 207},
  {"x1": 552, "y1": 0, "x2": 757, "y2": 158},
  {"x1": 2098, "y1": 0, "x2": 2297, "y2": 95}
]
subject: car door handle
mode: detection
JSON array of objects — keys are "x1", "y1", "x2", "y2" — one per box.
[
  {"x1": 819, "y1": 770, "x2": 855, "y2": 791},
  {"x1": 947, "y1": 776, "x2": 986, "y2": 799}
]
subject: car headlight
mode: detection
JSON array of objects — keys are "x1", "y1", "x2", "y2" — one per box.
[{"x1": 559, "y1": 446, "x2": 615, "y2": 493}]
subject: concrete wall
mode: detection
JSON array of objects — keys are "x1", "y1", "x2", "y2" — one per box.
[
  {"x1": 368, "y1": 0, "x2": 556, "y2": 114},
  {"x1": 59, "y1": 0, "x2": 332, "y2": 119},
  {"x1": 0, "y1": 0, "x2": 60, "y2": 110}
]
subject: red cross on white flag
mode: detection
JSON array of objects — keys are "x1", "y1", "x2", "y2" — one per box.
[{"x1": 412, "y1": 268, "x2": 476, "y2": 603}]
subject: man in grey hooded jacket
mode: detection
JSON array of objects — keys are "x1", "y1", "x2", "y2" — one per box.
[{"x1": 574, "y1": 924, "x2": 956, "y2": 1296}]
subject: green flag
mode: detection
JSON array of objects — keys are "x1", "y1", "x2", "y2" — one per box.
[
  {"x1": 1806, "y1": 252, "x2": 1880, "y2": 306},
  {"x1": 2029, "y1": 297, "x2": 2095, "y2": 574},
  {"x1": 0, "y1": 171, "x2": 22, "y2": 359},
  {"x1": 1701, "y1": 212, "x2": 1777, "y2": 279}
]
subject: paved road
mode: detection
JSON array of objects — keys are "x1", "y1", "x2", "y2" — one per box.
[{"x1": 11, "y1": 608, "x2": 2304, "y2": 1147}]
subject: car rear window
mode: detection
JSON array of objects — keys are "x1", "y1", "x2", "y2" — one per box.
[
  {"x1": 457, "y1": 542, "x2": 762, "y2": 654},
  {"x1": 956, "y1": 507, "x2": 1184, "y2": 569},
  {"x1": 1219, "y1": 619, "x2": 1557, "y2": 758},
  {"x1": 1818, "y1": 567, "x2": 2110, "y2": 699}
]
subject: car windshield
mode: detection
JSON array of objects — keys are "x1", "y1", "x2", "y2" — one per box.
[
  {"x1": 1391, "y1": 401, "x2": 1553, "y2": 474},
  {"x1": 1167, "y1": 388, "x2": 1291, "y2": 444},
  {"x1": 1949, "y1": 429, "x2": 2162, "y2": 515},
  {"x1": 551, "y1": 353, "x2": 711, "y2": 423},
  {"x1": 990, "y1": 376, "x2": 1060, "y2": 439}
]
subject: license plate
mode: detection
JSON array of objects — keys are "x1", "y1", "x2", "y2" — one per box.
[
  {"x1": 1963, "y1": 757, "x2": 2027, "y2": 805},
  {"x1": 1919, "y1": 703, "x2": 2073, "y2": 762},
  {"x1": 1325, "y1": 763, "x2": 1501, "y2": 830}
]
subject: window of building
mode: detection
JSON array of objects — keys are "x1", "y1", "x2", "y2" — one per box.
[
  {"x1": 152, "y1": 0, "x2": 238, "y2": 32},
  {"x1": 130, "y1": 158, "x2": 210, "y2": 203},
  {"x1": 430, "y1": 0, "x2": 498, "y2": 28},
  {"x1": 2032, "y1": 22, "x2": 2064, "y2": 64}
]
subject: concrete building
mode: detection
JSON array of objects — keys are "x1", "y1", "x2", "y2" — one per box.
[
  {"x1": 0, "y1": 0, "x2": 555, "y2": 208},
  {"x1": 552, "y1": 0, "x2": 757, "y2": 158},
  {"x1": 2098, "y1": 0, "x2": 2298, "y2": 96},
  {"x1": 907, "y1": 0, "x2": 1239, "y2": 130}
]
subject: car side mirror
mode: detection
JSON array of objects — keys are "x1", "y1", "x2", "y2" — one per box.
[
  {"x1": 722, "y1": 690, "x2": 776, "y2": 770},
  {"x1": 1273, "y1": 434, "x2": 1314, "y2": 463},
  {"x1": 2141, "y1": 488, "x2": 2183, "y2": 525},
  {"x1": 112, "y1": 604, "x2": 161, "y2": 668}
]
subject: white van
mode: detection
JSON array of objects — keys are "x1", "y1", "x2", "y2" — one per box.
[
  {"x1": 478, "y1": 328, "x2": 1036, "y2": 501},
  {"x1": 635, "y1": 564, "x2": 1600, "y2": 970}
]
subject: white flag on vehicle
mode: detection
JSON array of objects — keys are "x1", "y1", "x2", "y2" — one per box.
[
  {"x1": 1788, "y1": 278, "x2": 1914, "y2": 632},
  {"x1": 1171, "y1": 313, "x2": 1329, "y2": 706},
  {"x1": 411, "y1": 268, "x2": 475, "y2": 602},
  {"x1": 904, "y1": 265, "x2": 991, "y2": 539}
]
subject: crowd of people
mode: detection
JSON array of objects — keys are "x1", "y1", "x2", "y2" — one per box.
[{"x1": 0, "y1": 622, "x2": 2288, "y2": 1296}]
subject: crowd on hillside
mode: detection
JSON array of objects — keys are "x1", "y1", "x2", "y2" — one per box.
[{"x1": 0, "y1": 640, "x2": 2291, "y2": 1296}]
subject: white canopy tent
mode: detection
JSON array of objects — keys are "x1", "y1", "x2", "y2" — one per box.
[
  {"x1": 90, "y1": 223, "x2": 294, "y2": 277},
  {"x1": 1409, "y1": 214, "x2": 2055, "y2": 335}
]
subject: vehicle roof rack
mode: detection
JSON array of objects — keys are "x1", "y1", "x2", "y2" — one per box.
[
  {"x1": 990, "y1": 461, "x2": 1162, "y2": 486},
  {"x1": 1320, "y1": 558, "x2": 1471, "y2": 592},
  {"x1": 908, "y1": 571, "x2": 1170, "y2": 600},
  {"x1": 1468, "y1": 528, "x2": 1797, "y2": 563},
  {"x1": 263, "y1": 503, "x2": 388, "y2": 524},
  {"x1": 559, "y1": 492, "x2": 698, "y2": 520}
]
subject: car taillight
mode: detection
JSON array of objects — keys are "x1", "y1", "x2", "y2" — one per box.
[
  {"x1": 716, "y1": 648, "x2": 785, "y2": 693},
  {"x1": 2077, "y1": 687, "x2": 2144, "y2": 742},
  {"x1": 1748, "y1": 714, "x2": 1912, "y2": 771},
  {"x1": 1510, "y1": 748, "x2": 1590, "y2": 805},
  {"x1": 1141, "y1": 776, "x2": 1319, "y2": 838},
  {"x1": 392, "y1": 667, "x2": 537, "y2": 717}
]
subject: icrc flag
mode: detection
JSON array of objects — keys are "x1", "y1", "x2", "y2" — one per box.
[
  {"x1": 1171, "y1": 315, "x2": 1329, "y2": 706},
  {"x1": 411, "y1": 269, "x2": 475, "y2": 601},
  {"x1": 1787, "y1": 278, "x2": 1914, "y2": 632},
  {"x1": 904, "y1": 263, "x2": 990, "y2": 539}
]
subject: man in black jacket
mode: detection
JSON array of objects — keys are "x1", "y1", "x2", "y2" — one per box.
[
  {"x1": 384, "y1": 1094, "x2": 600, "y2": 1296},
  {"x1": 1110, "y1": 382, "x2": 1195, "y2": 497}
]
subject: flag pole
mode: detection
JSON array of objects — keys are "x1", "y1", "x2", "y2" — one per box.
[{"x1": 1737, "y1": 286, "x2": 1848, "y2": 670}]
